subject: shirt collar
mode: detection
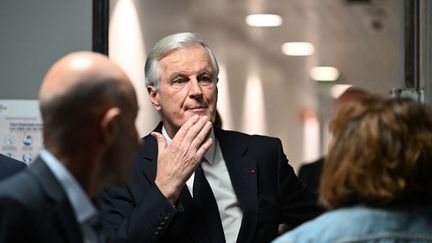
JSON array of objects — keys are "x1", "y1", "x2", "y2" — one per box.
[
  {"x1": 39, "y1": 149, "x2": 98, "y2": 224},
  {"x1": 161, "y1": 125, "x2": 216, "y2": 165}
]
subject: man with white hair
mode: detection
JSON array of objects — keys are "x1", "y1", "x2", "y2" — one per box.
[{"x1": 99, "y1": 32, "x2": 321, "y2": 243}]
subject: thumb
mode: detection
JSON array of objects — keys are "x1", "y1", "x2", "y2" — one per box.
[{"x1": 151, "y1": 132, "x2": 167, "y2": 151}]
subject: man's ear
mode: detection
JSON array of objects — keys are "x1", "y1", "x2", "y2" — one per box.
[
  {"x1": 147, "y1": 87, "x2": 161, "y2": 111},
  {"x1": 100, "y1": 107, "x2": 121, "y2": 145}
]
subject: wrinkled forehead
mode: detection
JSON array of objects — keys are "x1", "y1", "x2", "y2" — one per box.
[{"x1": 158, "y1": 45, "x2": 213, "y2": 75}]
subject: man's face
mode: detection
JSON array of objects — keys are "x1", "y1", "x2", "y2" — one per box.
[{"x1": 149, "y1": 44, "x2": 218, "y2": 137}]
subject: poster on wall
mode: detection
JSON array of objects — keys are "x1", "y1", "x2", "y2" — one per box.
[{"x1": 0, "y1": 100, "x2": 43, "y2": 165}]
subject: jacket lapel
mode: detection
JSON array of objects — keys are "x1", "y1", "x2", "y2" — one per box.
[
  {"x1": 137, "y1": 123, "x2": 203, "y2": 242},
  {"x1": 177, "y1": 186, "x2": 207, "y2": 242},
  {"x1": 215, "y1": 129, "x2": 258, "y2": 243},
  {"x1": 55, "y1": 198, "x2": 84, "y2": 243},
  {"x1": 136, "y1": 129, "x2": 159, "y2": 183},
  {"x1": 29, "y1": 158, "x2": 83, "y2": 243}
]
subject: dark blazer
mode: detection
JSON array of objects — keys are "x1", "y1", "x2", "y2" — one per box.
[
  {"x1": 0, "y1": 157, "x2": 83, "y2": 243},
  {"x1": 0, "y1": 153, "x2": 26, "y2": 180},
  {"x1": 297, "y1": 157, "x2": 325, "y2": 193},
  {"x1": 99, "y1": 124, "x2": 321, "y2": 243}
]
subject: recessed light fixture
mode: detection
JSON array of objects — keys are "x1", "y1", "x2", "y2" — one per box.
[
  {"x1": 245, "y1": 14, "x2": 283, "y2": 27},
  {"x1": 310, "y1": 66, "x2": 340, "y2": 81},
  {"x1": 281, "y1": 42, "x2": 315, "y2": 56},
  {"x1": 330, "y1": 84, "x2": 353, "y2": 99}
]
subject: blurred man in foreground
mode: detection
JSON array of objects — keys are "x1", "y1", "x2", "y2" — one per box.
[{"x1": 0, "y1": 52, "x2": 139, "y2": 243}]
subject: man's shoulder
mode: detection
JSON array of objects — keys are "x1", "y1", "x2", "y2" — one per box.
[
  {"x1": 216, "y1": 128, "x2": 280, "y2": 143},
  {"x1": 0, "y1": 154, "x2": 26, "y2": 167},
  {"x1": 138, "y1": 132, "x2": 157, "y2": 157},
  {"x1": 140, "y1": 123, "x2": 162, "y2": 143},
  {"x1": 0, "y1": 168, "x2": 40, "y2": 202},
  {"x1": 215, "y1": 129, "x2": 283, "y2": 157},
  {"x1": 299, "y1": 157, "x2": 325, "y2": 173},
  {"x1": 0, "y1": 154, "x2": 26, "y2": 179}
]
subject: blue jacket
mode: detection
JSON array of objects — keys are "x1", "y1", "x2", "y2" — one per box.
[{"x1": 273, "y1": 205, "x2": 432, "y2": 243}]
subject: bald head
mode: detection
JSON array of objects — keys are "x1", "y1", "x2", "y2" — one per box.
[
  {"x1": 39, "y1": 52, "x2": 137, "y2": 157},
  {"x1": 39, "y1": 52, "x2": 130, "y2": 100}
]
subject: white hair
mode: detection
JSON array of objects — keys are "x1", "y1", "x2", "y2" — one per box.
[{"x1": 144, "y1": 32, "x2": 219, "y2": 90}]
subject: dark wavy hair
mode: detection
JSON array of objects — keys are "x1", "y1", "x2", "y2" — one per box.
[{"x1": 320, "y1": 97, "x2": 432, "y2": 209}]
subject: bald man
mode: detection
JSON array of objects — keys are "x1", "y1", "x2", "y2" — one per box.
[{"x1": 0, "y1": 52, "x2": 139, "y2": 243}]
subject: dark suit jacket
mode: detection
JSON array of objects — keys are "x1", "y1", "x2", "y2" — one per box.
[
  {"x1": 297, "y1": 157, "x2": 325, "y2": 193},
  {"x1": 0, "y1": 157, "x2": 83, "y2": 243},
  {"x1": 99, "y1": 124, "x2": 321, "y2": 243},
  {"x1": 0, "y1": 153, "x2": 26, "y2": 180}
]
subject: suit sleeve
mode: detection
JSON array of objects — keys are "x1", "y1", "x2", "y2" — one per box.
[
  {"x1": 99, "y1": 182, "x2": 183, "y2": 243},
  {"x1": 0, "y1": 197, "x2": 33, "y2": 243},
  {"x1": 275, "y1": 139, "x2": 323, "y2": 228}
]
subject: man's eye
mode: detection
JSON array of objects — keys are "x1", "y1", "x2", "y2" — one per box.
[
  {"x1": 173, "y1": 78, "x2": 187, "y2": 84},
  {"x1": 198, "y1": 76, "x2": 214, "y2": 85}
]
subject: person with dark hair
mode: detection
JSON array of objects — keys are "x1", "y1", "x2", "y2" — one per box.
[
  {"x1": 0, "y1": 52, "x2": 140, "y2": 243},
  {"x1": 0, "y1": 153, "x2": 26, "y2": 180},
  {"x1": 298, "y1": 87, "x2": 371, "y2": 192},
  {"x1": 274, "y1": 97, "x2": 432, "y2": 242},
  {"x1": 98, "y1": 32, "x2": 321, "y2": 243}
]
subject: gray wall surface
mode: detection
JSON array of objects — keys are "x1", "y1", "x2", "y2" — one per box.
[
  {"x1": 423, "y1": 0, "x2": 432, "y2": 105},
  {"x1": 0, "y1": 0, "x2": 92, "y2": 99}
]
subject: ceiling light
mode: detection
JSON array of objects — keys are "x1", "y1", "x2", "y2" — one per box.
[
  {"x1": 245, "y1": 14, "x2": 282, "y2": 27},
  {"x1": 281, "y1": 42, "x2": 315, "y2": 56},
  {"x1": 310, "y1": 66, "x2": 340, "y2": 81},
  {"x1": 330, "y1": 84, "x2": 353, "y2": 99}
]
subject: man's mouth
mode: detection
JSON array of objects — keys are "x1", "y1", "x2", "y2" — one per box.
[{"x1": 187, "y1": 106, "x2": 208, "y2": 112}]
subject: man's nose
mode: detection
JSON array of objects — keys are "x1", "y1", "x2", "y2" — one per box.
[{"x1": 188, "y1": 78, "x2": 203, "y2": 97}]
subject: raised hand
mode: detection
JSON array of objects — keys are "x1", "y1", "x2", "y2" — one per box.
[{"x1": 152, "y1": 115, "x2": 213, "y2": 204}]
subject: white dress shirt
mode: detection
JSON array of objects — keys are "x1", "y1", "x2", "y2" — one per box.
[
  {"x1": 39, "y1": 149, "x2": 100, "y2": 243},
  {"x1": 162, "y1": 127, "x2": 243, "y2": 243}
]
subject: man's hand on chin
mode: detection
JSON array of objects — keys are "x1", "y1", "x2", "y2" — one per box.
[{"x1": 153, "y1": 115, "x2": 213, "y2": 204}]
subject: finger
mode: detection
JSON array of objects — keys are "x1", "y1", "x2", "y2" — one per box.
[
  {"x1": 173, "y1": 115, "x2": 200, "y2": 142},
  {"x1": 183, "y1": 116, "x2": 210, "y2": 143},
  {"x1": 195, "y1": 138, "x2": 213, "y2": 160},
  {"x1": 190, "y1": 120, "x2": 212, "y2": 151},
  {"x1": 151, "y1": 132, "x2": 167, "y2": 151}
]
